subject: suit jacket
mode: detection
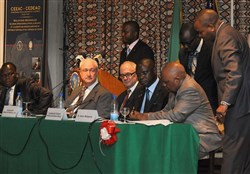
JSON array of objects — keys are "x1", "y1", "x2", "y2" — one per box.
[
  {"x1": 179, "y1": 40, "x2": 218, "y2": 113},
  {"x1": 0, "y1": 78, "x2": 53, "y2": 115},
  {"x1": 117, "y1": 83, "x2": 143, "y2": 112},
  {"x1": 119, "y1": 39, "x2": 154, "y2": 67},
  {"x1": 148, "y1": 75, "x2": 222, "y2": 156},
  {"x1": 134, "y1": 80, "x2": 169, "y2": 113},
  {"x1": 212, "y1": 23, "x2": 250, "y2": 119},
  {"x1": 64, "y1": 83, "x2": 113, "y2": 118}
]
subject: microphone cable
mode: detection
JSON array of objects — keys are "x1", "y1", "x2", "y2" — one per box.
[
  {"x1": 0, "y1": 116, "x2": 44, "y2": 156},
  {"x1": 38, "y1": 117, "x2": 103, "y2": 174}
]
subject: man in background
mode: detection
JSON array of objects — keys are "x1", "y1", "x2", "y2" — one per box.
[
  {"x1": 0, "y1": 62, "x2": 52, "y2": 115},
  {"x1": 117, "y1": 61, "x2": 142, "y2": 112},
  {"x1": 195, "y1": 9, "x2": 250, "y2": 174},
  {"x1": 179, "y1": 23, "x2": 218, "y2": 113},
  {"x1": 134, "y1": 58, "x2": 168, "y2": 113},
  {"x1": 65, "y1": 58, "x2": 112, "y2": 118},
  {"x1": 119, "y1": 21, "x2": 154, "y2": 68},
  {"x1": 131, "y1": 62, "x2": 222, "y2": 159}
]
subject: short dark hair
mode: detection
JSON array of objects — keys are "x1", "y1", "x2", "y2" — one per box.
[
  {"x1": 123, "y1": 21, "x2": 140, "y2": 34},
  {"x1": 1, "y1": 62, "x2": 17, "y2": 72}
]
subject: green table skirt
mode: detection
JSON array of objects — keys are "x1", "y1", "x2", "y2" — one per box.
[{"x1": 0, "y1": 117, "x2": 199, "y2": 174}]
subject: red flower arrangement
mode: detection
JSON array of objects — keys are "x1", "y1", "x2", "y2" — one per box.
[{"x1": 100, "y1": 120, "x2": 120, "y2": 145}]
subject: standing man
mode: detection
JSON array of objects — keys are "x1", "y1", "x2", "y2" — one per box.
[
  {"x1": 195, "y1": 9, "x2": 250, "y2": 174},
  {"x1": 0, "y1": 62, "x2": 53, "y2": 115},
  {"x1": 65, "y1": 58, "x2": 113, "y2": 118},
  {"x1": 119, "y1": 21, "x2": 154, "y2": 68},
  {"x1": 179, "y1": 23, "x2": 218, "y2": 113},
  {"x1": 117, "y1": 61, "x2": 142, "y2": 112},
  {"x1": 134, "y1": 58, "x2": 168, "y2": 113}
]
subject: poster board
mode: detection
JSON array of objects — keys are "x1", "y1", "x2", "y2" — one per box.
[{"x1": 4, "y1": 0, "x2": 46, "y2": 85}]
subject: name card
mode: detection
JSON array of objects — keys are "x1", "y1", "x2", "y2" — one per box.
[
  {"x1": 75, "y1": 109, "x2": 98, "y2": 122},
  {"x1": 45, "y1": 108, "x2": 67, "y2": 121},
  {"x1": 2, "y1": 105, "x2": 19, "y2": 117}
]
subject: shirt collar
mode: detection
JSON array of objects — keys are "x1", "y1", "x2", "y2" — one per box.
[
  {"x1": 87, "y1": 79, "x2": 98, "y2": 91},
  {"x1": 196, "y1": 38, "x2": 203, "y2": 53},
  {"x1": 128, "y1": 39, "x2": 139, "y2": 50},
  {"x1": 128, "y1": 81, "x2": 139, "y2": 93},
  {"x1": 147, "y1": 77, "x2": 159, "y2": 93}
]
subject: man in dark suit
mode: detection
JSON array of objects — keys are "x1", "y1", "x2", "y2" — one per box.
[
  {"x1": 195, "y1": 9, "x2": 250, "y2": 174},
  {"x1": 117, "y1": 61, "x2": 142, "y2": 113},
  {"x1": 0, "y1": 62, "x2": 53, "y2": 115},
  {"x1": 179, "y1": 23, "x2": 218, "y2": 113},
  {"x1": 134, "y1": 58, "x2": 168, "y2": 113},
  {"x1": 131, "y1": 62, "x2": 222, "y2": 159},
  {"x1": 119, "y1": 21, "x2": 154, "y2": 68},
  {"x1": 65, "y1": 58, "x2": 112, "y2": 118}
]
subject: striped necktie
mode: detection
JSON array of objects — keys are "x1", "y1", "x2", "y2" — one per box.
[{"x1": 120, "y1": 89, "x2": 131, "y2": 110}]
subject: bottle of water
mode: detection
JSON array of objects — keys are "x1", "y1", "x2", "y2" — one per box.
[
  {"x1": 15, "y1": 92, "x2": 23, "y2": 117},
  {"x1": 58, "y1": 92, "x2": 64, "y2": 108},
  {"x1": 110, "y1": 95, "x2": 119, "y2": 121}
]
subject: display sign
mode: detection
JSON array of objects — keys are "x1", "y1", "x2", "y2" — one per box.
[{"x1": 4, "y1": 0, "x2": 46, "y2": 84}]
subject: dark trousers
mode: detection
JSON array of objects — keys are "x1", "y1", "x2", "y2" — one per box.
[{"x1": 221, "y1": 111, "x2": 250, "y2": 174}]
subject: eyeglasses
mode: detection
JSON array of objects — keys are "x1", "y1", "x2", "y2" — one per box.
[
  {"x1": 80, "y1": 68, "x2": 97, "y2": 73},
  {"x1": 120, "y1": 72, "x2": 135, "y2": 79}
]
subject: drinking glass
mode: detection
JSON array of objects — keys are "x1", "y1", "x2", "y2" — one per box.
[
  {"x1": 120, "y1": 107, "x2": 130, "y2": 123},
  {"x1": 22, "y1": 102, "x2": 31, "y2": 117}
]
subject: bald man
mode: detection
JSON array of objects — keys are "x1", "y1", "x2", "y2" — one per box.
[
  {"x1": 65, "y1": 58, "x2": 112, "y2": 118},
  {"x1": 131, "y1": 62, "x2": 222, "y2": 158},
  {"x1": 195, "y1": 9, "x2": 250, "y2": 173}
]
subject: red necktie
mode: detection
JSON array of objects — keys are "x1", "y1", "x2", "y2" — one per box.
[{"x1": 120, "y1": 89, "x2": 131, "y2": 110}]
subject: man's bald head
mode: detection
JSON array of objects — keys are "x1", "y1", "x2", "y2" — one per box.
[
  {"x1": 195, "y1": 9, "x2": 219, "y2": 27},
  {"x1": 161, "y1": 62, "x2": 186, "y2": 92}
]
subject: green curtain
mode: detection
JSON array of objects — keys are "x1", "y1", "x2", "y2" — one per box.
[{"x1": 168, "y1": 0, "x2": 182, "y2": 62}]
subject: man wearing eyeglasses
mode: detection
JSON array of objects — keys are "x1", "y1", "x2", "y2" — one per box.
[
  {"x1": 65, "y1": 58, "x2": 112, "y2": 118},
  {"x1": 134, "y1": 58, "x2": 168, "y2": 113},
  {"x1": 0, "y1": 62, "x2": 53, "y2": 114},
  {"x1": 117, "y1": 61, "x2": 143, "y2": 113},
  {"x1": 179, "y1": 23, "x2": 218, "y2": 114}
]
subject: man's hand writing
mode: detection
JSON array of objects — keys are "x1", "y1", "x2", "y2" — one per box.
[{"x1": 130, "y1": 111, "x2": 149, "y2": 120}]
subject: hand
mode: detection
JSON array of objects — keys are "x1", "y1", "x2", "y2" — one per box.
[
  {"x1": 215, "y1": 104, "x2": 228, "y2": 124},
  {"x1": 130, "y1": 111, "x2": 149, "y2": 120}
]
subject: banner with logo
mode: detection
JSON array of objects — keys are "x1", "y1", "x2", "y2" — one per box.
[{"x1": 4, "y1": 0, "x2": 46, "y2": 85}]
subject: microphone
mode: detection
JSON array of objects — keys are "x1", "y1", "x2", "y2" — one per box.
[
  {"x1": 51, "y1": 79, "x2": 69, "y2": 93},
  {"x1": 50, "y1": 79, "x2": 69, "y2": 107}
]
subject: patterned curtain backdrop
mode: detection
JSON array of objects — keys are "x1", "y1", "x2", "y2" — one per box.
[{"x1": 65, "y1": 0, "x2": 250, "y2": 77}]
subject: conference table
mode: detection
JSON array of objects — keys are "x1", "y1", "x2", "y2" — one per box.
[{"x1": 0, "y1": 117, "x2": 199, "y2": 174}]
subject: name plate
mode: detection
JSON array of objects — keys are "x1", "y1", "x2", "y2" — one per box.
[
  {"x1": 75, "y1": 109, "x2": 98, "y2": 122},
  {"x1": 2, "y1": 105, "x2": 19, "y2": 117},
  {"x1": 45, "y1": 108, "x2": 67, "y2": 121}
]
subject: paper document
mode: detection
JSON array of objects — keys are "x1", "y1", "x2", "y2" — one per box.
[{"x1": 132, "y1": 120, "x2": 172, "y2": 126}]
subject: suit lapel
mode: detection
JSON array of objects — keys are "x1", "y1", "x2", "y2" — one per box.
[
  {"x1": 80, "y1": 83, "x2": 99, "y2": 108},
  {"x1": 144, "y1": 82, "x2": 161, "y2": 112}
]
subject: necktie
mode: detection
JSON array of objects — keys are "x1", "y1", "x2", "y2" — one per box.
[
  {"x1": 127, "y1": 48, "x2": 131, "y2": 56},
  {"x1": 188, "y1": 51, "x2": 198, "y2": 77},
  {"x1": 144, "y1": 88, "x2": 150, "y2": 111},
  {"x1": 4, "y1": 88, "x2": 11, "y2": 105},
  {"x1": 75, "y1": 86, "x2": 87, "y2": 106},
  {"x1": 66, "y1": 86, "x2": 87, "y2": 117},
  {"x1": 120, "y1": 89, "x2": 131, "y2": 110}
]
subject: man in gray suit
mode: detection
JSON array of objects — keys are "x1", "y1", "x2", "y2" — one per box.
[
  {"x1": 195, "y1": 9, "x2": 250, "y2": 174},
  {"x1": 65, "y1": 58, "x2": 113, "y2": 118},
  {"x1": 131, "y1": 62, "x2": 222, "y2": 158}
]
